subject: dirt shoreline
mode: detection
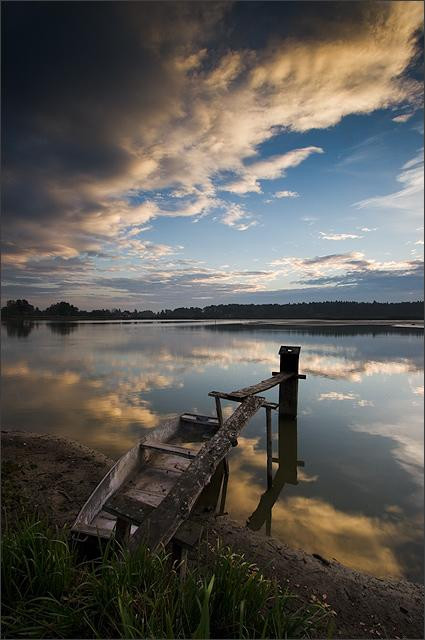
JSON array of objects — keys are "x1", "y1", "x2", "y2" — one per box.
[{"x1": 2, "y1": 429, "x2": 423, "y2": 639}]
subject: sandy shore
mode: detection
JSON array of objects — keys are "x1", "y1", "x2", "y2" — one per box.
[{"x1": 2, "y1": 429, "x2": 423, "y2": 639}]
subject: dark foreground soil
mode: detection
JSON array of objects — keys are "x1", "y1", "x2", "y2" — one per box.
[{"x1": 2, "y1": 429, "x2": 423, "y2": 639}]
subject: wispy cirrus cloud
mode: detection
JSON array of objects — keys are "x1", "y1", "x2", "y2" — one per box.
[
  {"x1": 274, "y1": 190, "x2": 300, "y2": 199},
  {"x1": 319, "y1": 232, "x2": 363, "y2": 241},
  {"x1": 271, "y1": 251, "x2": 401, "y2": 275},
  {"x1": 355, "y1": 148, "x2": 424, "y2": 219},
  {"x1": 220, "y1": 147, "x2": 323, "y2": 194},
  {"x1": 271, "y1": 251, "x2": 423, "y2": 295},
  {"x1": 392, "y1": 113, "x2": 414, "y2": 123},
  {"x1": 220, "y1": 203, "x2": 257, "y2": 231}
]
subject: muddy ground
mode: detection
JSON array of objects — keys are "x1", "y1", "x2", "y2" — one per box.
[{"x1": 2, "y1": 429, "x2": 423, "y2": 639}]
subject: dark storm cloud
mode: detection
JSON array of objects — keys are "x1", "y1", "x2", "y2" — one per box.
[{"x1": 2, "y1": 2, "x2": 227, "y2": 246}]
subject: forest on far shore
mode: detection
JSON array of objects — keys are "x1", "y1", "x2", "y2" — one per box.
[{"x1": 2, "y1": 299, "x2": 423, "y2": 320}]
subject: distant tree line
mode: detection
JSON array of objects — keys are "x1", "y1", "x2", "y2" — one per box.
[{"x1": 2, "y1": 299, "x2": 423, "y2": 320}]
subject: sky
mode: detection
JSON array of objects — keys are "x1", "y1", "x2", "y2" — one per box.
[{"x1": 2, "y1": 1, "x2": 424, "y2": 311}]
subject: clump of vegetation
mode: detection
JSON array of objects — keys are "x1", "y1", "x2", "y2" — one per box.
[{"x1": 1, "y1": 519, "x2": 334, "y2": 638}]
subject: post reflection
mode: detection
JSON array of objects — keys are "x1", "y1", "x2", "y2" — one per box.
[
  {"x1": 247, "y1": 411, "x2": 301, "y2": 537},
  {"x1": 247, "y1": 347, "x2": 304, "y2": 536}
]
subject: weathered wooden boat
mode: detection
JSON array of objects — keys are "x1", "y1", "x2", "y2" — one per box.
[
  {"x1": 71, "y1": 412, "x2": 224, "y2": 549},
  {"x1": 72, "y1": 397, "x2": 264, "y2": 553}
]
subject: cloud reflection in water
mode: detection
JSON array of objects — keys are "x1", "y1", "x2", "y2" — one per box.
[{"x1": 1, "y1": 321, "x2": 423, "y2": 580}]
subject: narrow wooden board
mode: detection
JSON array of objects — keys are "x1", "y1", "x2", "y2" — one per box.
[
  {"x1": 272, "y1": 372, "x2": 306, "y2": 379},
  {"x1": 104, "y1": 493, "x2": 154, "y2": 524},
  {"x1": 122, "y1": 464, "x2": 185, "y2": 508},
  {"x1": 174, "y1": 520, "x2": 204, "y2": 549},
  {"x1": 128, "y1": 395, "x2": 265, "y2": 552},
  {"x1": 208, "y1": 390, "x2": 278, "y2": 409},
  {"x1": 124, "y1": 488, "x2": 165, "y2": 508},
  {"x1": 71, "y1": 521, "x2": 113, "y2": 539},
  {"x1": 229, "y1": 371, "x2": 295, "y2": 398},
  {"x1": 181, "y1": 413, "x2": 219, "y2": 424},
  {"x1": 141, "y1": 442, "x2": 198, "y2": 459}
]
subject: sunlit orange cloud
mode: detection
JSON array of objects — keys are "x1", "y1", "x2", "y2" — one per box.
[
  {"x1": 1, "y1": 361, "x2": 172, "y2": 455},
  {"x1": 84, "y1": 394, "x2": 159, "y2": 427},
  {"x1": 2, "y1": 363, "x2": 81, "y2": 386}
]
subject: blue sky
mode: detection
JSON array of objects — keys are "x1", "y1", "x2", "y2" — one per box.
[{"x1": 2, "y1": 1, "x2": 424, "y2": 309}]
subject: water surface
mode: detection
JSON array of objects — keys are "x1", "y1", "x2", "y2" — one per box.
[{"x1": 2, "y1": 320, "x2": 423, "y2": 582}]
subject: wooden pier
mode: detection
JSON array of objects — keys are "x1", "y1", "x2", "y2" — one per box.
[
  {"x1": 210, "y1": 344, "x2": 305, "y2": 535},
  {"x1": 72, "y1": 345, "x2": 305, "y2": 560}
]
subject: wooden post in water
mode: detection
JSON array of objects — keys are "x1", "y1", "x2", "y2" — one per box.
[
  {"x1": 215, "y1": 396, "x2": 224, "y2": 427},
  {"x1": 266, "y1": 406, "x2": 273, "y2": 490},
  {"x1": 277, "y1": 346, "x2": 302, "y2": 487},
  {"x1": 247, "y1": 347, "x2": 303, "y2": 537},
  {"x1": 278, "y1": 346, "x2": 300, "y2": 418}
]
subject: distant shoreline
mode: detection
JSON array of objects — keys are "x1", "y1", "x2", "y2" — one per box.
[{"x1": 2, "y1": 316, "x2": 424, "y2": 327}]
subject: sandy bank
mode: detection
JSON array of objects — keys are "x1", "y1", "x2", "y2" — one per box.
[{"x1": 2, "y1": 429, "x2": 423, "y2": 639}]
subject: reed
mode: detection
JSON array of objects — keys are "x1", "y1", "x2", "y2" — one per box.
[{"x1": 1, "y1": 519, "x2": 334, "y2": 639}]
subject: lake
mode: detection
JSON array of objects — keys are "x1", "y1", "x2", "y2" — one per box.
[{"x1": 2, "y1": 319, "x2": 423, "y2": 583}]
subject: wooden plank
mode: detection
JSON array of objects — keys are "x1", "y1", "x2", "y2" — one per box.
[
  {"x1": 123, "y1": 464, "x2": 185, "y2": 508},
  {"x1": 141, "y1": 442, "x2": 198, "y2": 459},
  {"x1": 124, "y1": 488, "x2": 164, "y2": 508},
  {"x1": 104, "y1": 493, "x2": 154, "y2": 524},
  {"x1": 208, "y1": 391, "x2": 278, "y2": 410},
  {"x1": 128, "y1": 395, "x2": 265, "y2": 553},
  {"x1": 271, "y1": 457, "x2": 303, "y2": 465},
  {"x1": 174, "y1": 520, "x2": 204, "y2": 549},
  {"x1": 181, "y1": 413, "x2": 219, "y2": 424},
  {"x1": 272, "y1": 372, "x2": 306, "y2": 379},
  {"x1": 70, "y1": 522, "x2": 113, "y2": 540},
  {"x1": 229, "y1": 372, "x2": 294, "y2": 398}
]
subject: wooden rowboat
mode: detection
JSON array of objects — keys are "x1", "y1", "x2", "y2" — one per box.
[
  {"x1": 72, "y1": 396, "x2": 264, "y2": 553},
  {"x1": 71, "y1": 412, "x2": 224, "y2": 548}
]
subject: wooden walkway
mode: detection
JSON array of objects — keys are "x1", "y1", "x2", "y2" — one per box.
[
  {"x1": 73, "y1": 345, "x2": 305, "y2": 558},
  {"x1": 128, "y1": 345, "x2": 305, "y2": 552}
]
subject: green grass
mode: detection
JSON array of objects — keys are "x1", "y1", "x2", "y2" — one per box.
[{"x1": 1, "y1": 519, "x2": 334, "y2": 639}]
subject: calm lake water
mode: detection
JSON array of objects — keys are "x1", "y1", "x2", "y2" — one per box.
[{"x1": 2, "y1": 320, "x2": 423, "y2": 583}]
